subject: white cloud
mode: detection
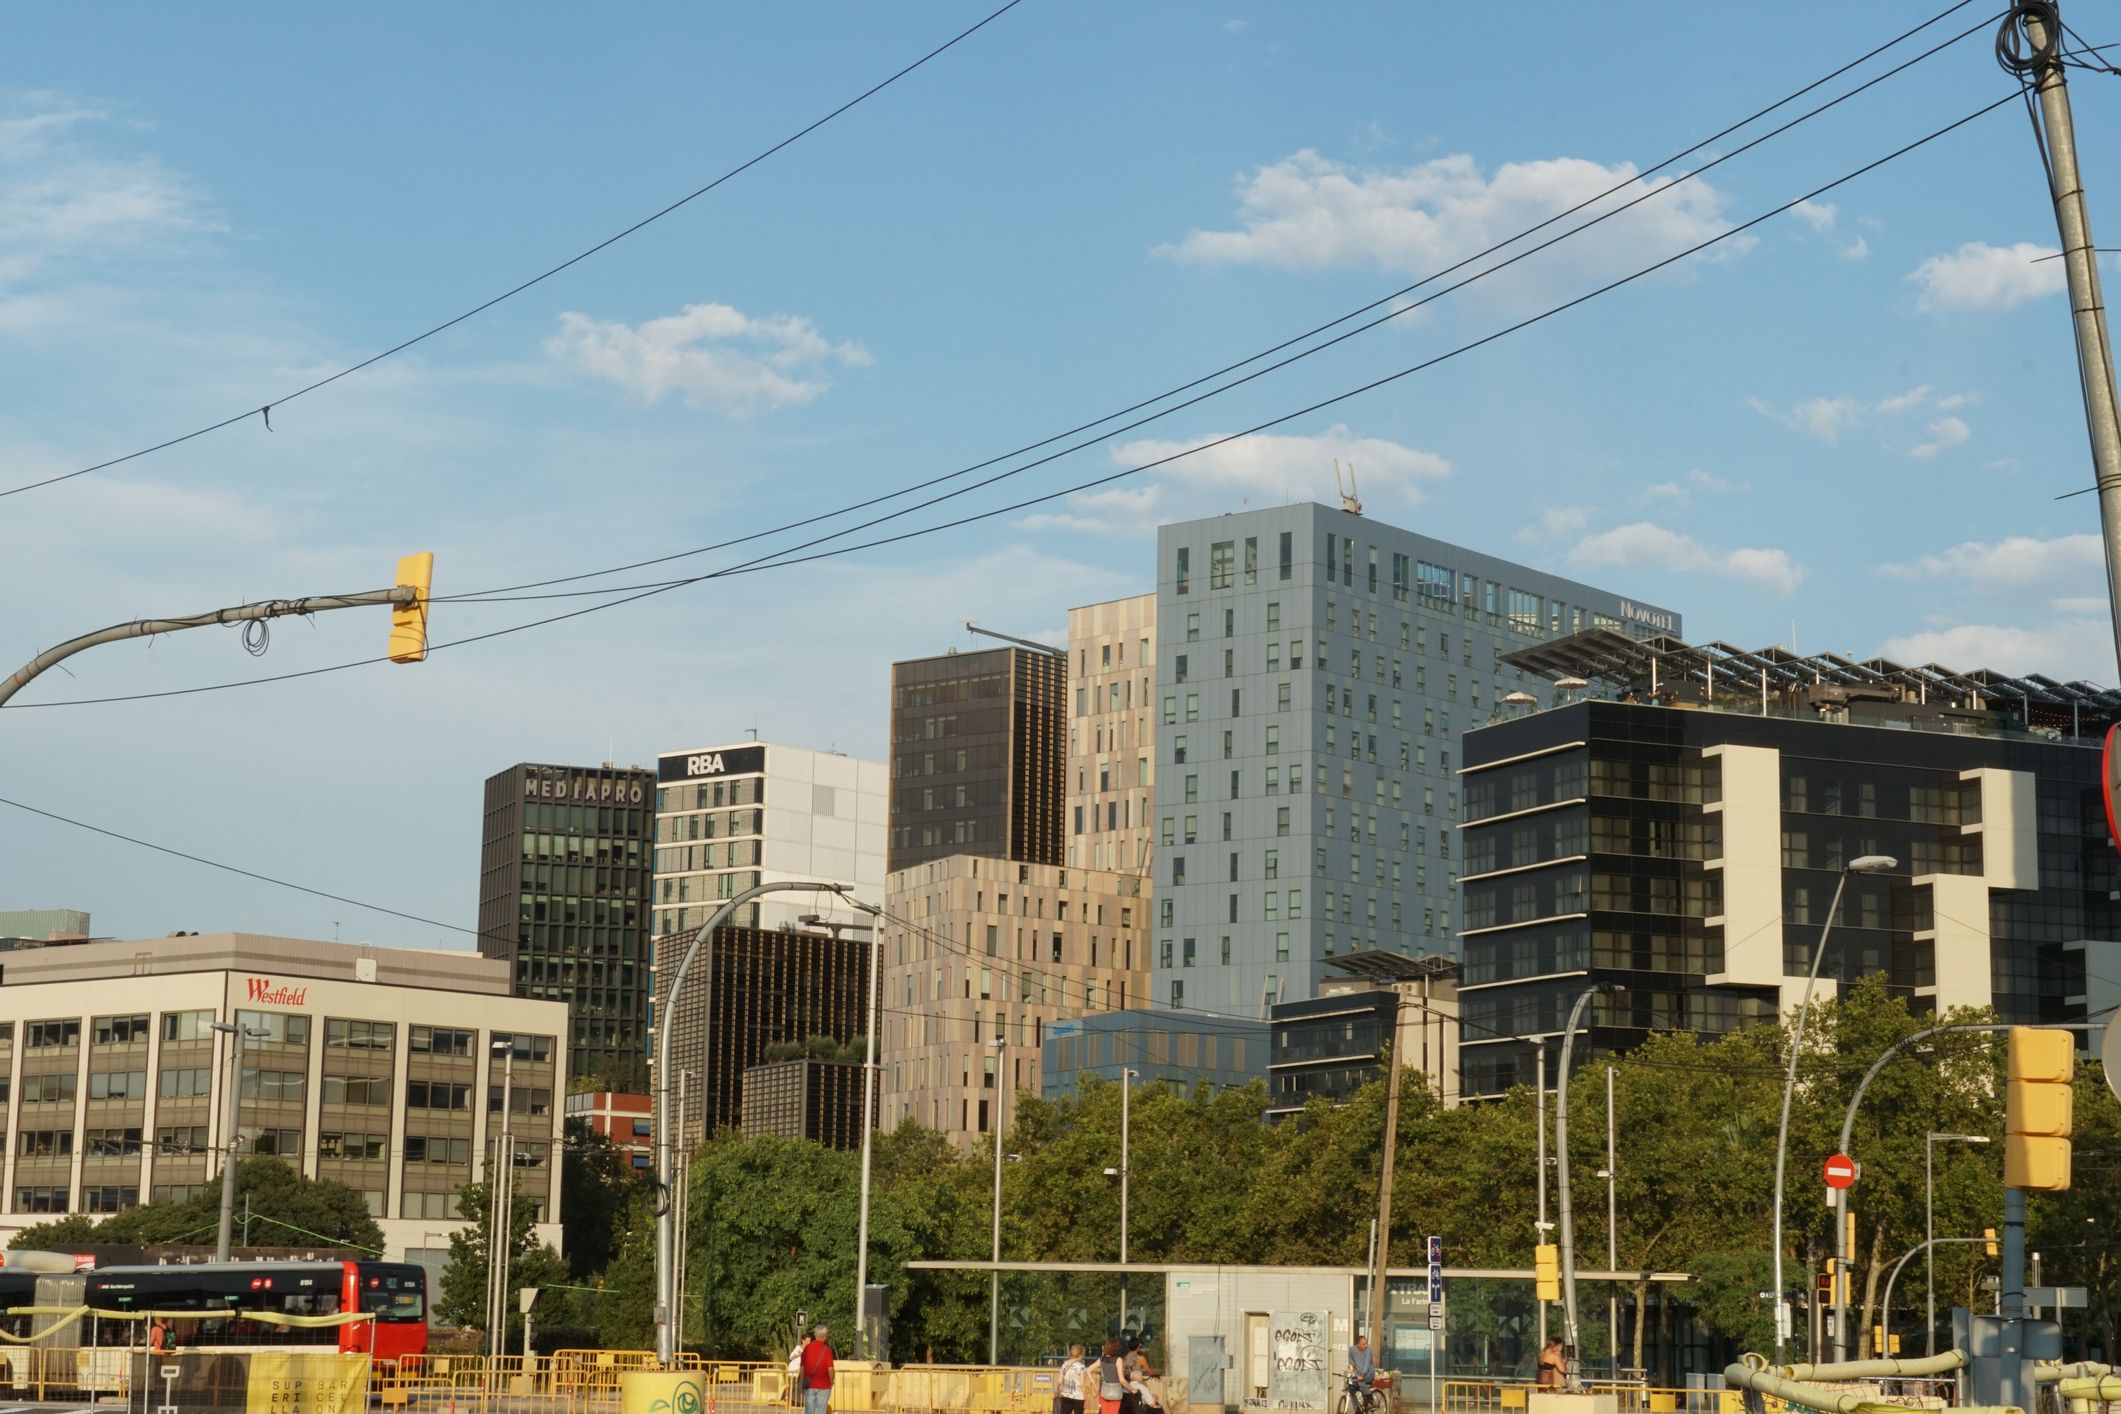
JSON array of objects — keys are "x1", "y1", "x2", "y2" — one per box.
[
  {"x1": 545, "y1": 303, "x2": 871, "y2": 416},
  {"x1": 1790, "y1": 199, "x2": 1837, "y2": 233},
  {"x1": 1641, "y1": 467, "x2": 1747, "y2": 505},
  {"x1": 1749, "y1": 384, "x2": 1977, "y2": 453},
  {"x1": 1566, "y1": 521, "x2": 1803, "y2": 594},
  {"x1": 1840, "y1": 235, "x2": 1870, "y2": 261},
  {"x1": 1876, "y1": 619, "x2": 2114, "y2": 680},
  {"x1": 1908, "y1": 415, "x2": 1970, "y2": 459},
  {"x1": 1159, "y1": 149, "x2": 1744, "y2": 303},
  {"x1": 2053, "y1": 596, "x2": 2107, "y2": 615},
  {"x1": 1908, "y1": 241, "x2": 2064, "y2": 312},
  {"x1": 1018, "y1": 424, "x2": 1451, "y2": 537},
  {"x1": 1514, "y1": 503, "x2": 1592, "y2": 543},
  {"x1": 0, "y1": 93, "x2": 206, "y2": 288},
  {"x1": 1881, "y1": 532, "x2": 2102, "y2": 589},
  {"x1": 1685, "y1": 468, "x2": 1746, "y2": 493}
]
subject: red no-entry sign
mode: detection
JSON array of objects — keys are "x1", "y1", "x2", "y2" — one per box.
[{"x1": 1824, "y1": 1154, "x2": 1858, "y2": 1190}]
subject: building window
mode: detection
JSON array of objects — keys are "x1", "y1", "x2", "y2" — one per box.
[
  {"x1": 1277, "y1": 807, "x2": 1291, "y2": 837},
  {"x1": 1176, "y1": 546, "x2": 1190, "y2": 595},
  {"x1": 1210, "y1": 540, "x2": 1234, "y2": 590},
  {"x1": 91, "y1": 1015, "x2": 150, "y2": 1046},
  {"x1": 1186, "y1": 613, "x2": 1200, "y2": 642},
  {"x1": 1278, "y1": 531, "x2": 1293, "y2": 580},
  {"x1": 1244, "y1": 537, "x2": 1258, "y2": 585},
  {"x1": 1183, "y1": 938, "x2": 1197, "y2": 967}
]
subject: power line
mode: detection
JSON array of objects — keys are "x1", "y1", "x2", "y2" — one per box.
[
  {"x1": 7, "y1": 88, "x2": 2023, "y2": 714},
  {"x1": 430, "y1": 0, "x2": 1998, "y2": 607},
  {"x1": 0, "y1": 0, "x2": 1029, "y2": 502}
]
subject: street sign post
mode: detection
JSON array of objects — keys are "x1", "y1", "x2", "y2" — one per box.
[{"x1": 1427, "y1": 1236, "x2": 1443, "y2": 1414}]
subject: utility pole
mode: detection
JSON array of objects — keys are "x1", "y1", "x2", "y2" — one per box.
[
  {"x1": 1367, "y1": 1036, "x2": 1406, "y2": 1355},
  {"x1": 1605, "y1": 1068, "x2": 1618, "y2": 1376},
  {"x1": 1534, "y1": 1041, "x2": 1550, "y2": 1351},
  {"x1": 851, "y1": 903, "x2": 884, "y2": 1360},
  {"x1": 2005, "y1": 2, "x2": 2121, "y2": 670}
]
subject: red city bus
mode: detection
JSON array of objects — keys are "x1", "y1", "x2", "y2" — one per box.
[{"x1": 77, "y1": 1260, "x2": 428, "y2": 1361}]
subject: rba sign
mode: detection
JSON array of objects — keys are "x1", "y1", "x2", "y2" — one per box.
[{"x1": 245, "y1": 977, "x2": 309, "y2": 1008}]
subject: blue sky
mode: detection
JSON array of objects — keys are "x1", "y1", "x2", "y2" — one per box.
[{"x1": 3, "y1": 1, "x2": 2117, "y2": 947}]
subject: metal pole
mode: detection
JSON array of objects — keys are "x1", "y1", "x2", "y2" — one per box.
[
  {"x1": 990, "y1": 1034, "x2": 1007, "y2": 1365},
  {"x1": 489, "y1": 1045, "x2": 514, "y2": 1366},
  {"x1": 1120, "y1": 1067, "x2": 1135, "y2": 1333},
  {"x1": 673, "y1": 1071, "x2": 690, "y2": 1349},
  {"x1": 211, "y1": 1020, "x2": 255, "y2": 1262},
  {"x1": 2013, "y1": 3, "x2": 2121, "y2": 673},
  {"x1": 654, "y1": 880, "x2": 854, "y2": 1367},
  {"x1": 1605, "y1": 1067, "x2": 1618, "y2": 1376},
  {"x1": 1368, "y1": 1029, "x2": 1406, "y2": 1359},
  {"x1": 1881, "y1": 1236, "x2": 1988, "y2": 1350},
  {"x1": 1554, "y1": 987, "x2": 1602, "y2": 1385},
  {"x1": 2001, "y1": 1187, "x2": 2028, "y2": 1408},
  {"x1": 1535, "y1": 1039, "x2": 1548, "y2": 1351},
  {"x1": 1772, "y1": 868, "x2": 1851, "y2": 1365},
  {"x1": 1925, "y1": 1138, "x2": 1935, "y2": 1358},
  {"x1": 0, "y1": 586, "x2": 417, "y2": 708},
  {"x1": 853, "y1": 906, "x2": 883, "y2": 1359}
]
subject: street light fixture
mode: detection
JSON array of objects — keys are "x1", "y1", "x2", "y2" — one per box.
[
  {"x1": 1770, "y1": 853, "x2": 1896, "y2": 1364},
  {"x1": 1118, "y1": 1067, "x2": 1138, "y2": 1332},
  {"x1": 1926, "y1": 1133, "x2": 1989, "y2": 1355},
  {"x1": 487, "y1": 1039, "x2": 515, "y2": 1368},
  {"x1": 209, "y1": 1018, "x2": 269, "y2": 1262}
]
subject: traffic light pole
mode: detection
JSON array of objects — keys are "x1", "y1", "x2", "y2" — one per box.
[
  {"x1": 0, "y1": 585, "x2": 418, "y2": 709},
  {"x1": 1998, "y1": 1189, "x2": 2029, "y2": 1409}
]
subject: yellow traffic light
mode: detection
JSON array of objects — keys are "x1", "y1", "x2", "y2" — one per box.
[
  {"x1": 1983, "y1": 1228, "x2": 1999, "y2": 1258},
  {"x1": 389, "y1": 552, "x2": 434, "y2": 664},
  {"x1": 2005, "y1": 1026, "x2": 2075, "y2": 1192},
  {"x1": 1822, "y1": 1257, "x2": 1849, "y2": 1305},
  {"x1": 1534, "y1": 1243, "x2": 1559, "y2": 1301}
]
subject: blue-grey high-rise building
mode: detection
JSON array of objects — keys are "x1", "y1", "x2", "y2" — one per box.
[{"x1": 1148, "y1": 503, "x2": 1679, "y2": 1015}]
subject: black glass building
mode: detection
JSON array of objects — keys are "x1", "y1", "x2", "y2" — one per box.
[
  {"x1": 888, "y1": 644, "x2": 1065, "y2": 874},
  {"x1": 476, "y1": 762, "x2": 655, "y2": 1089},
  {"x1": 1458, "y1": 632, "x2": 2121, "y2": 1098}
]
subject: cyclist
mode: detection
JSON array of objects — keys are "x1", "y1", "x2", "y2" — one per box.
[{"x1": 1343, "y1": 1336, "x2": 1381, "y2": 1414}]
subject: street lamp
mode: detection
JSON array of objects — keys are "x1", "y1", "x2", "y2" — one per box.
[
  {"x1": 1108, "y1": 1067, "x2": 1138, "y2": 1332},
  {"x1": 1770, "y1": 853, "x2": 1896, "y2": 1365},
  {"x1": 1926, "y1": 1133, "x2": 1989, "y2": 1355},
  {"x1": 209, "y1": 1018, "x2": 268, "y2": 1262},
  {"x1": 487, "y1": 1038, "x2": 515, "y2": 1367},
  {"x1": 988, "y1": 1034, "x2": 1008, "y2": 1365},
  {"x1": 1554, "y1": 983, "x2": 1611, "y2": 1387}
]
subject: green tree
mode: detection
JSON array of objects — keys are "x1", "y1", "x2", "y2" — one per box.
[
  {"x1": 12, "y1": 1159, "x2": 383, "y2": 1254},
  {"x1": 439, "y1": 1174, "x2": 564, "y2": 1347},
  {"x1": 560, "y1": 1117, "x2": 640, "y2": 1279}
]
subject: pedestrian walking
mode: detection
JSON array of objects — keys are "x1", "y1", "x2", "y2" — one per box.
[
  {"x1": 1057, "y1": 1343, "x2": 1088, "y2": 1414},
  {"x1": 800, "y1": 1324, "x2": 836, "y2": 1414},
  {"x1": 1094, "y1": 1340, "x2": 1128, "y2": 1414}
]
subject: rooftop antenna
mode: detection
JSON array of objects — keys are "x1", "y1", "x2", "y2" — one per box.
[{"x1": 1333, "y1": 458, "x2": 1364, "y2": 516}]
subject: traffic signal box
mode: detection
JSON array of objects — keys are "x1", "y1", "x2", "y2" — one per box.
[
  {"x1": 389, "y1": 551, "x2": 434, "y2": 664},
  {"x1": 1818, "y1": 1258, "x2": 1848, "y2": 1305},
  {"x1": 1534, "y1": 1244, "x2": 1559, "y2": 1301},
  {"x1": 2005, "y1": 1026, "x2": 2074, "y2": 1192}
]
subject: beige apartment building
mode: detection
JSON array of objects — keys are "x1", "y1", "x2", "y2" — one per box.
[
  {"x1": 880, "y1": 855, "x2": 1148, "y2": 1148},
  {"x1": 1067, "y1": 594, "x2": 1157, "y2": 877},
  {"x1": 0, "y1": 934, "x2": 567, "y2": 1265}
]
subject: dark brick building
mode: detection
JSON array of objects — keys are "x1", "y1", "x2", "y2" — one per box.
[{"x1": 888, "y1": 644, "x2": 1065, "y2": 874}]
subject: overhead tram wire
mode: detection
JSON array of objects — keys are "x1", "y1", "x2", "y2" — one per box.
[
  {"x1": 5, "y1": 88, "x2": 2026, "y2": 712},
  {"x1": 0, "y1": 0, "x2": 1981, "y2": 528},
  {"x1": 435, "y1": 0, "x2": 2001, "y2": 606},
  {"x1": 0, "y1": 0, "x2": 1030, "y2": 502}
]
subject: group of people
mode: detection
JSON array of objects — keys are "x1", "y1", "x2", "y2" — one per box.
[{"x1": 1057, "y1": 1334, "x2": 1159, "y2": 1414}]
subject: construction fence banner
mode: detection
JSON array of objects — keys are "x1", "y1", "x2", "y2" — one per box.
[{"x1": 129, "y1": 1350, "x2": 371, "y2": 1414}]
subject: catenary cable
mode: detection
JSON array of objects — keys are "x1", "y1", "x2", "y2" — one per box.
[
  {"x1": 0, "y1": 0, "x2": 1029, "y2": 502},
  {"x1": 5, "y1": 89, "x2": 2026, "y2": 712},
  {"x1": 428, "y1": 0, "x2": 2000, "y2": 605}
]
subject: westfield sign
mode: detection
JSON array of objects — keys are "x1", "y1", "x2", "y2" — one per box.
[{"x1": 244, "y1": 977, "x2": 309, "y2": 1008}]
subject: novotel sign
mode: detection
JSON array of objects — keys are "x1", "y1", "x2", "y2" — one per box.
[
  {"x1": 657, "y1": 745, "x2": 766, "y2": 784},
  {"x1": 1618, "y1": 600, "x2": 1678, "y2": 633}
]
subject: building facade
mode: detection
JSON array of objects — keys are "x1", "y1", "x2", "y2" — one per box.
[
  {"x1": 476, "y1": 762, "x2": 655, "y2": 1088},
  {"x1": 0, "y1": 934, "x2": 567, "y2": 1261},
  {"x1": 1068, "y1": 595, "x2": 1159, "y2": 877},
  {"x1": 880, "y1": 854, "x2": 1148, "y2": 1148},
  {"x1": 562, "y1": 1089, "x2": 652, "y2": 1170},
  {"x1": 0, "y1": 909, "x2": 90, "y2": 944},
  {"x1": 1151, "y1": 503, "x2": 1679, "y2": 1017},
  {"x1": 741, "y1": 1058, "x2": 864, "y2": 1148},
  {"x1": 1266, "y1": 952, "x2": 1460, "y2": 1120},
  {"x1": 1038, "y1": 1010, "x2": 1266, "y2": 1098},
  {"x1": 651, "y1": 742, "x2": 888, "y2": 938},
  {"x1": 652, "y1": 925, "x2": 869, "y2": 1144},
  {"x1": 1458, "y1": 634, "x2": 2121, "y2": 1097},
  {"x1": 888, "y1": 645, "x2": 1067, "y2": 876}
]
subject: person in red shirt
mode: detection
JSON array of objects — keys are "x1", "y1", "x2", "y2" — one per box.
[{"x1": 799, "y1": 1324, "x2": 835, "y2": 1414}]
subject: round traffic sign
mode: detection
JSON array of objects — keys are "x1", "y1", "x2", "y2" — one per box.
[{"x1": 1823, "y1": 1154, "x2": 1858, "y2": 1190}]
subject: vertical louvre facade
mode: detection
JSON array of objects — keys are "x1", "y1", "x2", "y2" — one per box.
[
  {"x1": 653, "y1": 926, "x2": 868, "y2": 1143},
  {"x1": 476, "y1": 763, "x2": 655, "y2": 1089},
  {"x1": 741, "y1": 1057, "x2": 864, "y2": 1149},
  {"x1": 889, "y1": 646, "x2": 1065, "y2": 875}
]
